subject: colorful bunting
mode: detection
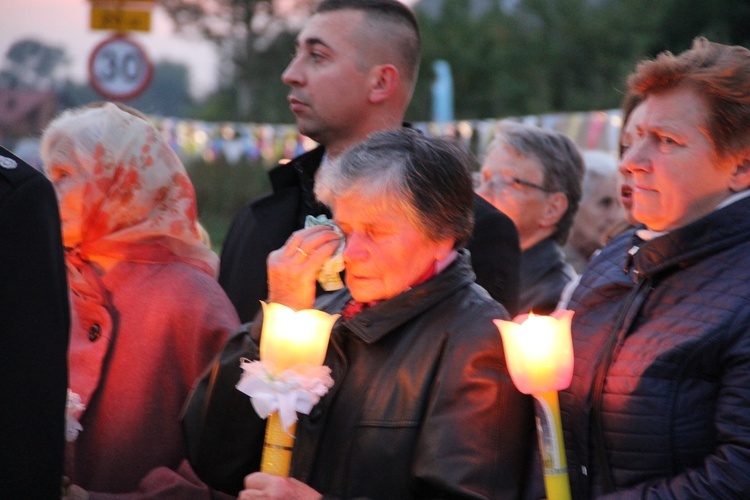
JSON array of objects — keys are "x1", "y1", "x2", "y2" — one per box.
[{"x1": 149, "y1": 109, "x2": 622, "y2": 165}]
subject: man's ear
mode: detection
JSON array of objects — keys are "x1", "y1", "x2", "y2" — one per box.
[
  {"x1": 541, "y1": 192, "x2": 568, "y2": 228},
  {"x1": 729, "y1": 157, "x2": 750, "y2": 192},
  {"x1": 368, "y1": 64, "x2": 399, "y2": 104}
]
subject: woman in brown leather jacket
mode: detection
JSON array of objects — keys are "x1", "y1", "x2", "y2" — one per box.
[{"x1": 183, "y1": 128, "x2": 535, "y2": 499}]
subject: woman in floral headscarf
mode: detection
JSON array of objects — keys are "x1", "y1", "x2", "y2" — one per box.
[{"x1": 40, "y1": 102, "x2": 240, "y2": 496}]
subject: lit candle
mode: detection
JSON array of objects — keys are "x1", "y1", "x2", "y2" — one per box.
[
  {"x1": 260, "y1": 302, "x2": 336, "y2": 372},
  {"x1": 258, "y1": 301, "x2": 339, "y2": 476},
  {"x1": 495, "y1": 311, "x2": 574, "y2": 500}
]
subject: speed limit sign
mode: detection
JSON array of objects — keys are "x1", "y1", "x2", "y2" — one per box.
[{"x1": 88, "y1": 34, "x2": 153, "y2": 101}]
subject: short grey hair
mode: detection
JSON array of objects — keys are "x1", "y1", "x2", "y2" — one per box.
[
  {"x1": 492, "y1": 121, "x2": 584, "y2": 245},
  {"x1": 315, "y1": 128, "x2": 474, "y2": 248}
]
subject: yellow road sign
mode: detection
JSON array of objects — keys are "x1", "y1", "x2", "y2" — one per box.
[{"x1": 90, "y1": 6, "x2": 151, "y2": 32}]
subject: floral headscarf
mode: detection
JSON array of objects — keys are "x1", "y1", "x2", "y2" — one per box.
[
  {"x1": 40, "y1": 104, "x2": 218, "y2": 395},
  {"x1": 41, "y1": 103, "x2": 217, "y2": 275}
]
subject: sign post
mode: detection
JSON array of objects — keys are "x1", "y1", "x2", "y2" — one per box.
[{"x1": 88, "y1": 0, "x2": 155, "y2": 100}]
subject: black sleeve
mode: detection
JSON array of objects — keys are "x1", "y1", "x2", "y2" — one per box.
[
  {"x1": 468, "y1": 194, "x2": 521, "y2": 316},
  {"x1": 0, "y1": 165, "x2": 70, "y2": 497},
  {"x1": 182, "y1": 325, "x2": 267, "y2": 496}
]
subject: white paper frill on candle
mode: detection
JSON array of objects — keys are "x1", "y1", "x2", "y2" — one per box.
[
  {"x1": 65, "y1": 389, "x2": 85, "y2": 442},
  {"x1": 235, "y1": 302, "x2": 339, "y2": 434},
  {"x1": 236, "y1": 359, "x2": 334, "y2": 433}
]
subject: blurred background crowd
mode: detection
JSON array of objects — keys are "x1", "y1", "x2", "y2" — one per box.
[{"x1": 1, "y1": 0, "x2": 748, "y2": 248}]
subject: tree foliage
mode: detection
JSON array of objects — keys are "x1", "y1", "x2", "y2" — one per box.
[
  {"x1": 162, "y1": 0, "x2": 750, "y2": 123},
  {"x1": 412, "y1": 0, "x2": 662, "y2": 120},
  {"x1": 649, "y1": 0, "x2": 750, "y2": 54},
  {"x1": 412, "y1": 0, "x2": 750, "y2": 121},
  {"x1": 158, "y1": 0, "x2": 314, "y2": 121},
  {"x1": 0, "y1": 39, "x2": 68, "y2": 91}
]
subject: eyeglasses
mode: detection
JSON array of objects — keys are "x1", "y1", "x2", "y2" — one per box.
[{"x1": 478, "y1": 172, "x2": 555, "y2": 193}]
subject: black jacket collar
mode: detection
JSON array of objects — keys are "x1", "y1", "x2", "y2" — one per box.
[
  {"x1": 635, "y1": 195, "x2": 750, "y2": 278},
  {"x1": 315, "y1": 249, "x2": 477, "y2": 344}
]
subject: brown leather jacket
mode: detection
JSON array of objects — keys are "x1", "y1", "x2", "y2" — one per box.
[{"x1": 183, "y1": 251, "x2": 534, "y2": 498}]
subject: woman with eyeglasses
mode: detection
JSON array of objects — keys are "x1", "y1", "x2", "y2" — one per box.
[{"x1": 476, "y1": 121, "x2": 584, "y2": 314}]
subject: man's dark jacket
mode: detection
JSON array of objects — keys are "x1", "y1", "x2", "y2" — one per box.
[
  {"x1": 560, "y1": 195, "x2": 750, "y2": 498},
  {"x1": 184, "y1": 251, "x2": 534, "y2": 498},
  {"x1": 218, "y1": 146, "x2": 521, "y2": 321},
  {"x1": 519, "y1": 237, "x2": 577, "y2": 315},
  {"x1": 0, "y1": 147, "x2": 70, "y2": 498}
]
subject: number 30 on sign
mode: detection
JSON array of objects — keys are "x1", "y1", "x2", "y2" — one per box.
[{"x1": 88, "y1": 34, "x2": 153, "y2": 101}]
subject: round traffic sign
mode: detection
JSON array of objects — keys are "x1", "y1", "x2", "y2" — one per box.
[{"x1": 88, "y1": 34, "x2": 153, "y2": 101}]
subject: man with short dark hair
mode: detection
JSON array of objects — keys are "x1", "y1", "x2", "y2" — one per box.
[{"x1": 218, "y1": 0, "x2": 521, "y2": 320}]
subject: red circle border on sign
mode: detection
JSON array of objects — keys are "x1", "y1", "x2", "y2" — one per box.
[{"x1": 88, "y1": 33, "x2": 154, "y2": 101}]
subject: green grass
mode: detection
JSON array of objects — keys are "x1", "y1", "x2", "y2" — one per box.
[{"x1": 188, "y1": 155, "x2": 274, "y2": 253}]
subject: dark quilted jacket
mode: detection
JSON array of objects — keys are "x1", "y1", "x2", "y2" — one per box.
[{"x1": 560, "y1": 195, "x2": 750, "y2": 499}]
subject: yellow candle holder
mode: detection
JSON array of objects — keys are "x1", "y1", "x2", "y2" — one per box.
[
  {"x1": 261, "y1": 412, "x2": 296, "y2": 476},
  {"x1": 250, "y1": 302, "x2": 339, "y2": 477},
  {"x1": 495, "y1": 311, "x2": 574, "y2": 500},
  {"x1": 534, "y1": 390, "x2": 571, "y2": 500}
]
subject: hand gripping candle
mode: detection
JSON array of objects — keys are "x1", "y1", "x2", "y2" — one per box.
[
  {"x1": 495, "y1": 311, "x2": 574, "y2": 500},
  {"x1": 236, "y1": 302, "x2": 339, "y2": 476}
]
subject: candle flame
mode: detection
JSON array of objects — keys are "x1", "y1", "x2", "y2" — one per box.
[
  {"x1": 260, "y1": 301, "x2": 339, "y2": 373},
  {"x1": 494, "y1": 310, "x2": 574, "y2": 394}
]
